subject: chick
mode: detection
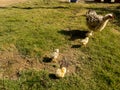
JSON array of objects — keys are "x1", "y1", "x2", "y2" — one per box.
[
  {"x1": 86, "y1": 31, "x2": 93, "y2": 37},
  {"x1": 51, "y1": 49, "x2": 59, "y2": 62},
  {"x1": 80, "y1": 37, "x2": 89, "y2": 46},
  {"x1": 56, "y1": 67, "x2": 67, "y2": 78}
]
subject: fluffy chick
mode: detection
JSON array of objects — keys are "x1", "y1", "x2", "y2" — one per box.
[
  {"x1": 56, "y1": 67, "x2": 67, "y2": 78},
  {"x1": 80, "y1": 37, "x2": 89, "y2": 46},
  {"x1": 86, "y1": 31, "x2": 93, "y2": 37},
  {"x1": 51, "y1": 49, "x2": 59, "y2": 62}
]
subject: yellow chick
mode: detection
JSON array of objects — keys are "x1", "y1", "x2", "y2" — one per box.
[
  {"x1": 51, "y1": 49, "x2": 59, "y2": 62},
  {"x1": 56, "y1": 67, "x2": 67, "y2": 78},
  {"x1": 80, "y1": 37, "x2": 89, "y2": 46}
]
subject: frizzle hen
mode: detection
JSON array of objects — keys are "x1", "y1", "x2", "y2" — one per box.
[{"x1": 86, "y1": 10, "x2": 113, "y2": 32}]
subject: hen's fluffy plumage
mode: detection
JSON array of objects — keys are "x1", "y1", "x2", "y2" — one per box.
[{"x1": 86, "y1": 10, "x2": 113, "y2": 32}]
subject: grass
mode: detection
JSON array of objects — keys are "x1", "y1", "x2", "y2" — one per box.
[{"x1": 0, "y1": 0, "x2": 120, "y2": 90}]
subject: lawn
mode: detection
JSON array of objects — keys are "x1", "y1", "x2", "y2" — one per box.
[{"x1": 0, "y1": 0, "x2": 120, "y2": 90}]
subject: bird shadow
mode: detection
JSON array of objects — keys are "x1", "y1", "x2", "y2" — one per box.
[
  {"x1": 49, "y1": 73, "x2": 59, "y2": 79},
  {"x1": 58, "y1": 29, "x2": 89, "y2": 41},
  {"x1": 0, "y1": 5, "x2": 69, "y2": 10},
  {"x1": 71, "y1": 45, "x2": 82, "y2": 48},
  {"x1": 0, "y1": 7, "x2": 9, "y2": 9},
  {"x1": 11, "y1": 6, "x2": 69, "y2": 10},
  {"x1": 43, "y1": 56, "x2": 52, "y2": 63}
]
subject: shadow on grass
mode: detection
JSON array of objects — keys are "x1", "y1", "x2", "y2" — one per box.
[
  {"x1": 58, "y1": 29, "x2": 89, "y2": 41},
  {"x1": 0, "y1": 6, "x2": 69, "y2": 10},
  {"x1": 71, "y1": 45, "x2": 81, "y2": 48},
  {"x1": 0, "y1": 7, "x2": 9, "y2": 9},
  {"x1": 49, "y1": 73, "x2": 59, "y2": 79},
  {"x1": 11, "y1": 6, "x2": 69, "y2": 10},
  {"x1": 43, "y1": 57, "x2": 52, "y2": 63}
]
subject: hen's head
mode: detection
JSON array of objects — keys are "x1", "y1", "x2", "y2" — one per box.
[{"x1": 105, "y1": 14, "x2": 114, "y2": 19}]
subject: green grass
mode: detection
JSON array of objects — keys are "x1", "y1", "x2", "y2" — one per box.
[{"x1": 0, "y1": 0, "x2": 120, "y2": 90}]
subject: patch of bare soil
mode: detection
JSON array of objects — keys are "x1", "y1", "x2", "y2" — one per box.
[
  {"x1": 0, "y1": 43, "x2": 87, "y2": 80},
  {"x1": 0, "y1": 44, "x2": 44, "y2": 80},
  {"x1": 56, "y1": 46, "x2": 89, "y2": 76},
  {"x1": 42, "y1": 46, "x2": 83, "y2": 77},
  {"x1": 0, "y1": 0, "x2": 28, "y2": 7}
]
